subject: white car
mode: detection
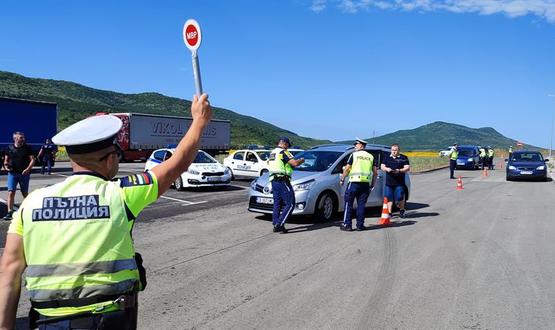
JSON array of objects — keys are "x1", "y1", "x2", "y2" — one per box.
[
  {"x1": 145, "y1": 148, "x2": 232, "y2": 190},
  {"x1": 223, "y1": 148, "x2": 305, "y2": 179},
  {"x1": 439, "y1": 147, "x2": 455, "y2": 157}
]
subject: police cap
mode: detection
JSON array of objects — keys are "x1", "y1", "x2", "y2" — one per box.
[
  {"x1": 354, "y1": 138, "x2": 368, "y2": 145},
  {"x1": 279, "y1": 136, "x2": 291, "y2": 146},
  {"x1": 52, "y1": 115, "x2": 122, "y2": 154}
]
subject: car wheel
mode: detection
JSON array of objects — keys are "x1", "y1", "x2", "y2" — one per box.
[
  {"x1": 313, "y1": 192, "x2": 337, "y2": 222},
  {"x1": 174, "y1": 177, "x2": 185, "y2": 191},
  {"x1": 260, "y1": 169, "x2": 268, "y2": 176},
  {"x1": 227, "y1": 167, "x2": 235, "y2": 180},
  {"x1": 506, "y1": 175, "x2": 512, "y2": 181}
]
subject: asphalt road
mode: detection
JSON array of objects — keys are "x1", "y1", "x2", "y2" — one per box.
[{"x1": 2, "y1": 161, "x2": 555, "y2": 329}]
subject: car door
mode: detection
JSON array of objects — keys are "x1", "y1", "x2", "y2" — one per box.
[
  {"x1": 365, "y1": 149, "x2": 383, "y2": 205},
  {"x1": 230, "y1": 151, "x2": 246, "y2": 176},
  {"x1": 243, "y1": 151, "x2": 260, "y2": 177}
]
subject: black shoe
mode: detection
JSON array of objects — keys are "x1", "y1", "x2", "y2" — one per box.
[
  {"x1": 340, "y1": 225, "x2": 353, "y2": 232},
  {"x1": 356, "y1": 226, "x2": 366, "y2": 231},
  {"x1": 399, "y1": 210, "x2": 406, "y2": 219},
  {"x1": 450, "y1": 177, "x2": 455, "y2": 179},
  {"x1": 273, "y1": 225, "x2": 280, "y2": 233},
  {"x1": 280, "y1": 225, "x2": 288, "y2": 234},
  {"x1": 3, "y1": 211, "x2": 14, "y2": 221}
]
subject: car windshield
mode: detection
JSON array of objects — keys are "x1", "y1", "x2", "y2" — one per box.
[
  {"x1": 193, "y1": 151, "x2": 216, "y2": 164},
  {"x1": 257, "y1": 152, "x2": 270, "y2": 161},
  {"x1": 294, "y1": 151, "x2": 343, "y2": 172},
  {"x1": 512, "y1": 153, "x2": 543, "y2": 162},
  {"x1": 458, "y1": 149, "x2": 476, "y2": 157},
  {"x1": 289, "y1": 150, "x2": 303, "y2": 157}
]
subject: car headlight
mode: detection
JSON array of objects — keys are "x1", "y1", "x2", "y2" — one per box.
[
  {"x1": 537, "y1": 165, "x2": 546, "y2": 170},
  {"x1": 508, "y1": 165, "x2": 517, "y2": 170},
  {"x1": 224, "y1": 167, "x2": 231, "y2": 175},
  {"x1": 250, "y1": 179, "x2": 257, "y2": 190},
  {"x1": 468, "y1": 158, "x2": 474, "y2": 162},
  {"x1": 188, "y1": 169, "x2": 200, "y2": 175},
  {"x1": 293, "y1": 179, "x2": 315, "y2": 191}
]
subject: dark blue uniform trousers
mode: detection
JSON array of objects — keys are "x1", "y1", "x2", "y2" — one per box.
[
  {"x1": 343, "y1": 182, "x2": 370, "y2": 229},
  {"x1": 271, "y1": 179, "x2": 295, "y2": 226}
]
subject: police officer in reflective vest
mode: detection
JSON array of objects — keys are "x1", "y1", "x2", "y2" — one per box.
[
  {"x1": 0, "y1": 94, "x2": 212, "y2": 329},
  {"x1": 449, "y1": 143, "x2": 459, "y2": 179},
  {"x1": 268, "y1": 137, "x2": 304, "y2": 233},
  {"x1": 479, "y1": 146, "x2": 487, "y2": 170},
  {"x1": 339, "y1": 138, "x2": 377, "y2": 231},
  {"x1": 487, "y1": 146, "x2": 495, "y2": 170}
]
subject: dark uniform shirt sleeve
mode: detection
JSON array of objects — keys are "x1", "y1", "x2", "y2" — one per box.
[{"x1": 281, "y1": 150, "x2": 291, "y2": 164}]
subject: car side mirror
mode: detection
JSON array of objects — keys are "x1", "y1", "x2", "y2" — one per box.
[{"x1": 504, "y1": 158, "x2": 508, "y2": 162}]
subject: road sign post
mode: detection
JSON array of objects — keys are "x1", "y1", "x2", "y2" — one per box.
[{"x1": 183, "y1": 19, "x2": 203, "y2": 96}]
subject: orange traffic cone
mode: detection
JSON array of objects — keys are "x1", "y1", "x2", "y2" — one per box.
[
  {"x1": 456, "y1": 176, "x2": 464, "y2": 190},
  {"x1": 481, "y1": 168, "x2": 488, "y2": 177},
  {"x1": 378, "y1": 197, "x2": 391, "y2": 225}
]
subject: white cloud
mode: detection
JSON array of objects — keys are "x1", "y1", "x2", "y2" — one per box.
[
  {"x1": 310, "y1": 0, "x2": 328, "y2": 12},
  {"x1": 310, "y1": 0, "x2": 555, "y2": 22}
]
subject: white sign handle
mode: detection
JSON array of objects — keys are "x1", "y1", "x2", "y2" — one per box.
[{"x1": 183, "y1": 19, "x2": 203, "y2": 97}]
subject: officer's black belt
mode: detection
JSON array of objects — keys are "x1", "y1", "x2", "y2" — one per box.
[{"x1": 31, "y1": 293, "x2": 136, "y2": 309}]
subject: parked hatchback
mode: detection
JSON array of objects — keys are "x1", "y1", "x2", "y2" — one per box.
[
  {"x1": 248, "y1": 144, "x2": 411, "y2": 221},
  {"x1": 506, "y1": 151, "x2": 548, "y2": 181},
  {"x1": 145, "y1": 148, "x2": 232, "y2": 190},
  {"x1": 456, "y1": 145, "x2": 480, "y2": 170}
]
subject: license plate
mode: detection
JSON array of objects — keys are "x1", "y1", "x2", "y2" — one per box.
[
  {"x1": 457, "y1": 161, "x2": 465, "y2": 165},
  {"x1": 207, "y1": 176, "x2": 221, "y2": 182},
  {"x1": 520, "y1": 171, "x2": 533, "y2": 175},
  {"x1": 256, "y1": 197, "x2": 274, "y2": 204}
]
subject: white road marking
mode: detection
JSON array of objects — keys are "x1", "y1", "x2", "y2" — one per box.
[{"x1": 159, "y1": 195, "x2": 207, "y2": 206}]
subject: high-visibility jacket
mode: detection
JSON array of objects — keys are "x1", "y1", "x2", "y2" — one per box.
[
  {"x1": 268, "y1": 147, "x2": 293, "y2": 180},
  {"x1": 479, "y1": 148, "x2": 486, "y2": 158},
  {"x1": 488, "y1": 149, "x2": 494, "y2": 157},
  {"x1": 450, "y1": 149, "x2": 459, "y2": 160},
  {"x1": 349, "y1": 150, "x2": 374, "y2": 183},
  {"x1": 8, "y1": 172, "x2": 158, "y2": 317}
]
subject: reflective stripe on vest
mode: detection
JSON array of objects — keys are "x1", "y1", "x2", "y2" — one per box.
[
  {"x1": 268, "y1": 147, "x2": 293, "y2": 180},
  {"x1": 450, "y1": 150, "x2": 459, "y2": 160},
  {"x1": 20, "y1": 175, "x2": 140, "y2": 307},
  {"x1": 349, "y1": 150, "x2": 373, "y2": 183}
]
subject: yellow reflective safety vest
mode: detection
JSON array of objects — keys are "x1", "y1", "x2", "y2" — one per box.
[
  {"x1": 268, "y1": 147, "x2": 294, "y2": 181},
  {"x1": 479, "y1": 148, "x2": 486, "y2": 157},
  {"x1": 488, "y1": 149, "x2": 494, "y2": 157},
  {"x1": 9, "y1": 172, "x2": 158, "y2": 317},
  {"x1": 450, "y1": 149, "x2": 459, "y2": 160},
  {"x1": 348, "y1": 150, "x2": 374, "y2": 183}
]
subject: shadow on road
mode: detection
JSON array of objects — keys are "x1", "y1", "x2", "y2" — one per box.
[
  {"x1": 363, "y1": 220, "x2": 417, "y2": 231},
  {"x1": 405, "y1": 202, "x2": 429, "y2": 211},
  {"x1": 404, "y1": 212, "x2": 440, "y2": 219}
]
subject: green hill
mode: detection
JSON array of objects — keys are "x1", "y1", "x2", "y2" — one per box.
[
  {"x1": 0, "y1": 71, "x2": 329, "y2": 148},
  {"x1": 340, "y1": 121, "x2": 533, "y2": 151}
]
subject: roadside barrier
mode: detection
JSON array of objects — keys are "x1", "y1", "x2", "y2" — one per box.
[
  {"x1": 378, "y1": 197, "x2": 391, "y2": 225},
  {"x1": 457, "y1": 176, "x2": 464, "y2": 190}
]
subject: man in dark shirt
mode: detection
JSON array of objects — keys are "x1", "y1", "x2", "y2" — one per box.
[
  {"x1": 38, "y1": 138, "x2": 57, "y2": 175},
  {"x1": 2, "y1": 131, "x2": 35, "y2": 220},
  {"x1": 380, "y1": 143, "x2": 410, "y2": 218}
]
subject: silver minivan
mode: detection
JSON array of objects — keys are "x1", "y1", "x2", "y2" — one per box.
[{"x1": 248, "y1": 144, "x2": 411, "y2": 221}]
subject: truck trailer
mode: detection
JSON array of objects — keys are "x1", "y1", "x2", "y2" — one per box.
[
  {"x1": 0, "y1": 97, "x2": 58, "y2": 153},
  {"x1": 108, "y1": 112, "x2": 231, "y2": 161}
]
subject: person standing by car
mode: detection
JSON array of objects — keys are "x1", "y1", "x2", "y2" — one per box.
[
  {"x1": 381, "y1": 144, "x2": 410, "y2": 219},
  {"x1": 449, "y1": 143, "x2": 458, "y2": 179},
  {"x1": 0, "y1": 94, "x2": 212, "y2": 329},
  {"x1": 487, "y1": 147, "x2": 495, "y2": 170},
  {"x1": 479, "y1": 146, "x2": 487, "y2": 170},
  {"x1": 268, "y1": 137, "x2": 304, "y2": 233},
  {"x1": 508, "y1": 146, "x2": 513, "y2": 159},
  {"x1": 339, "y1": 138, "x2": 377, "y2": 231},
  {"x1": 37, "y1": 138, "x2": 57, "y2": 175},
  {"x1": 2, "y1": 131, "x2": 35, "y2": 221}
]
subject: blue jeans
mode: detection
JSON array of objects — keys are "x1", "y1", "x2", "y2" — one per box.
[
  {"x1": 271, "y1": 179, "x2": 295, "y2": 226},
  {"x1": 7, "y1": 172, "x2": 30, "y2": 193},
  {"x1": 384, "y1": 185, "x2": 405, "y2": 203},
  {"x1": 343, "y1": 182, "x2": 370, "y2": 228},
  {"x1": 41, "y1": 157, "x2": 54, "y2": 174}
]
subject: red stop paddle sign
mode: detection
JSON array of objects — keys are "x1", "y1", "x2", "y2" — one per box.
[{"x1": 183, "y1": 19, "x2": 202, "y2": 51}]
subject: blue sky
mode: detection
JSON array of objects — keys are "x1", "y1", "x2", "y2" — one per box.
[{"x1": 2, "y1": 0, "x2": 555, "y2": 147}]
